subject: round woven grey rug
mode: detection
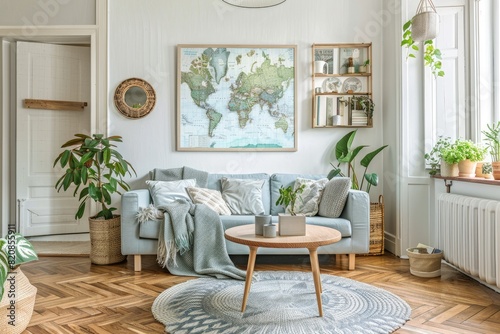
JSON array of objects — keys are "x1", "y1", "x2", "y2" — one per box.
[{"x1": 152, "y1": 271, "x2": 411, "y2": 334}]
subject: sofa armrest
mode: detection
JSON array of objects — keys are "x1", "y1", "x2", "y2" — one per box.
[
  {"x1": 121, "y1": 189, "x2": 152, "y2": 254},
  {"x1": 340, "y1": 190, "x2": 370, "y2": 253}
]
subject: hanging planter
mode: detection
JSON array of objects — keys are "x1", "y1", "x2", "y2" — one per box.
[
  {"x1": 411, "y1": 0, "x2": 440, "y2": 42},
  {"x1": 401, "y1": 0, "x2": 444, "y2": 77}
]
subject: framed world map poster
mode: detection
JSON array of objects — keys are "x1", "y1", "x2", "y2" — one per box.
[{"x1": 177, "y1": 45, "x2": 297, "y2": 151}]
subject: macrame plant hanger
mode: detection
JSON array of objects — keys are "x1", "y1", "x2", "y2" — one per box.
[{"x1": 411, "y1": 0, "x2": 440, "y2": 42}]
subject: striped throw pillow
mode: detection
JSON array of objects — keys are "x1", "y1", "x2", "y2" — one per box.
[{"x1": 186, "y1": 187, "x2": 232, "y2": 215}]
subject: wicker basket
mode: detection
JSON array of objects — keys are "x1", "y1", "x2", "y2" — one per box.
[
  {"x1": 406, "y1": 248, "x2": 443, "y2": 277},
  {"x1": 0, "y1": 268, "x2": 37, "y2": 333},
  {"x1": 89, "y1": 215, "x2": 126, "y2": 265},
  {"x1": 369, "y1": 195, "x2": 385, "y2": 255}
]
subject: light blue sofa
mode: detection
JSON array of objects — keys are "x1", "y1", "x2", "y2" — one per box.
[{"x1": 121, "y1": 172, "x2": 370, "y2": 271}]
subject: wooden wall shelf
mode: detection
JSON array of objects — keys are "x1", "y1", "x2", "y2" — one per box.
[{"x1": 23, "y1": 99, "x2": 88, "y2": 111}]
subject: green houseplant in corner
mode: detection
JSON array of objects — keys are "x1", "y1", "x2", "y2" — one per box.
[
  {"x1": 327, "y1": 130, "x2": 388, "y2": 193},
  {"x1": 0, "y1": 232, "x2": 38, "y2": 333},
  {"x1": 275, "y1": 184, "x2": 306, "y2": 236},
  {"x1": 53, "y1": 134, "x2": 136, "y2": 264}
]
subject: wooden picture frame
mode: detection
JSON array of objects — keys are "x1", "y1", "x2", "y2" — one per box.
[{"x1": 177, "y1": 44, "x2": 297, "y2": 151}]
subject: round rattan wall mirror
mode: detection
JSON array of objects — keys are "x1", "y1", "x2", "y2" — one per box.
[{"x1": 114, "y1": 78, "x2": 156, "y2": 119}]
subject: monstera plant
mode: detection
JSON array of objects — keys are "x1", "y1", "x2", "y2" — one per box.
[{"x1": 328, "y1": 130, "x2": 388, "y2": 193}]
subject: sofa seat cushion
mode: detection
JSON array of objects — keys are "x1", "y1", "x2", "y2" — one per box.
[{"x1": 139, "y1": 215, "x2": 352, "y2": 240}]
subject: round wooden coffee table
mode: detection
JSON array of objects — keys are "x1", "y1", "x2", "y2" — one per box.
[{"x1": 224, "y1": 224, "x2": 341, "y2": 317}]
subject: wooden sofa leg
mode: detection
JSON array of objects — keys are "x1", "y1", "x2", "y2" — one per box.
[
  {"x1": 134, "y1": 255, "x2": 142, "y2": 272},
  {"x1": 348, "y1": 254, "x2": 355, "y2": 270}
]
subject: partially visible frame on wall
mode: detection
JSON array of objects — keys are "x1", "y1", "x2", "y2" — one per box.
[{"x1": 177, "y1": 44, "x2": 297, "y2": 152}]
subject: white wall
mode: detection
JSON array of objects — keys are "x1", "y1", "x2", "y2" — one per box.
[
  {"x1": 108, "y1": 0, "x2": 388, "y2": 200},
  {"x1": 0, "y1": 0, "x2": 95, "y2": 26}
]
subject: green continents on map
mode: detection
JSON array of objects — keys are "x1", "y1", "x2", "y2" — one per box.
[{"x1": 228, "y1": 52, "x2": 294, "y2": 131}]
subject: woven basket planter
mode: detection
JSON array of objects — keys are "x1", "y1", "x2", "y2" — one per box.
[
  {"x1": 89, "y1": 215, "x2": 126, "y2": 265},
  {"x1": 0, "y1": 268, "x2": 37, "y2": 333},
  {"x1": 369, "y1": 195, "x2": 384, "y2": 255}
]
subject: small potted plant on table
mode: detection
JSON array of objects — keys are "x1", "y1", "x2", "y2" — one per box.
[{"x1": 275, "y1": 184, "x2": 306, "y2": 236}]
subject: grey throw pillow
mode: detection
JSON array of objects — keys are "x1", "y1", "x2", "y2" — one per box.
[
  {"x1": 318, "y1": 177, "x2": 351, "y2": 218},
  {"x1": 146, "y1": 179, "x2": 196, "y2": 208},
  {"x1": 220, "y1": 178, "x2": 265, "y2": 215}
]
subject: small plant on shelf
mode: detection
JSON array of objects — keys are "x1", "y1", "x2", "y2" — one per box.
[
  {"x1": 452, "y1": 138, "x2": 486, "y2": 162},
  {"x1": 482, "y1": 121, "x2": 500, "y2": 162}
]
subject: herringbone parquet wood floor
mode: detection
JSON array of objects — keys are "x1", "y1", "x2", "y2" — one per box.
[{"x1": 21, "y1": 253, "x2": 500, "y2": 333}]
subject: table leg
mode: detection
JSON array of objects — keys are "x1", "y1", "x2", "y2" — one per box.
[
  {"x1": 308, "y1": 247, "x2": 323, "y2": 317},
  {"x1": 241, "y1": 246, "x2": 258, "y2": 312}
]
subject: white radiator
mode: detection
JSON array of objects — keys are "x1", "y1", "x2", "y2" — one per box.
[{"x1": 437, "y1": 193, "x2": 500, "y2": 289}]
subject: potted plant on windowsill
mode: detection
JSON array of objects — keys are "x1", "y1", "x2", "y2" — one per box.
[
  {"x1": 440, "y1": 145, "x2": 461, "y2": 177},
  {"x1": 424, "y1": 136, "x2": 453, "y2": 175},
  {"x1": 53, "y1": 134, "x2": 136, "y2": 265},
  {"x1": 0, "y1": 233, "x2": 38, "y2": 333},
  {"x1": 275, "y1": 184, "x2": 306, "y2": 236},
  {"x1": 453, "y1": 139, "x2": 486, "y2": 177},
  {"x1": 482, "y1": 121, "x2": 500, "y2": 180}
]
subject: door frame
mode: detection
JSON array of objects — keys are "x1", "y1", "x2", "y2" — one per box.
[{"x1": 0, "y1": 1, "x2": 107, "y2": 236}]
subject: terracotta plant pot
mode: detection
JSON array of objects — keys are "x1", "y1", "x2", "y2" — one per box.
[
  {"x1": 492, "y1": 162, "x2": 500, "y2": 180},
  {"x1": 440, "y1": 161, "x2": 458, "y2": 177},
  {"x1": 458, "y1": 159, "x2": 477, "y2": 177},
  {"x1": 475, "y1": 162, "x2": 484, "y2": 178}
]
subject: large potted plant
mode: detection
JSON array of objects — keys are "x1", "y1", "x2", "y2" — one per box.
[
  {"x1": 54, "y1": 134, "x2": 136, "y2": 264},
  {"x1": 0, "y1": 233, "x2": 38, "y2": 333},
  {"x1": 275, "y1": 184, "x2": 306, "y2": 236},
  {"x1": 482, "y1": 121, "x2": 500, "y2": 180},
  {"x1": 327, "y1": 130, "x2": 388, "y2": 254}
]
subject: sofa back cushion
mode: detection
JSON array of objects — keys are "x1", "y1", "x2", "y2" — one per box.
[
  {"x1": 270, "y1": 173, "x2": 326, "y2": 215},
  {"x1": 207, "y1": 173, "x2": 271, "y2": 215}
]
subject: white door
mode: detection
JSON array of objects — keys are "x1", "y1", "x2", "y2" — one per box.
[{"x1": 16, "y1": 41, "x2": 91, "y2": 236}]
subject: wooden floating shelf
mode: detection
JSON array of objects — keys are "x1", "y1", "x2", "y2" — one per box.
[{"x1": 23, "y1": 99, "x2": 88, "y2": 111}]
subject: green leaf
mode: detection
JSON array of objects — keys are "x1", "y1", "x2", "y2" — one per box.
[
  {"x1": 62, "y1": 172, "x2": 73, "y2": 191},
  {"x1": 76, "y1": 200, "x2": 86, "y2": 219},
  {"x1": 364, "y1": 173, "x2": 379, "y2": 186},
  {"x1": 360, "y1": 145, "x2": 388, "y2": 168},
  {"x1": 334, "y1": 130, "x2": 357, "y2": 161},
  {"x1": 79, "y1": 187, "x2": 89, "y2": 201},
  {"x1": 412, "y1": 45, "x2": 419, "y2": 51},
  {"x1": 403, "y1": 20, "x2": 412, "y2": 31},
  {"x1": 60, "y1": 150, "x2": 71, "y2": 167},
  {"x1": 408, "y1": 54, "x2": 416, "y2": 58}
]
